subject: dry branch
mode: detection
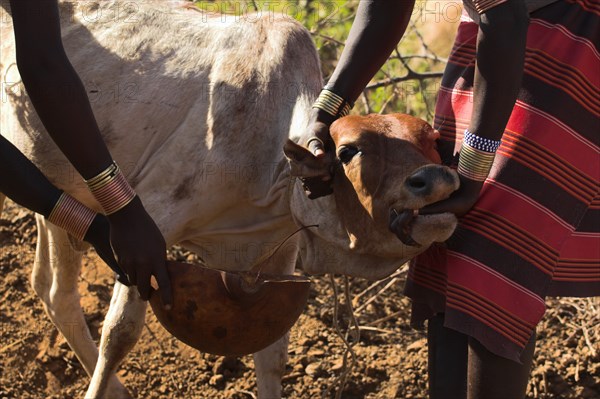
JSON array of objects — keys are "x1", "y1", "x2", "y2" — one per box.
[
  {"x1": 0, "y1": 334, "x2": 31, "y2": 354},
  {"x1": 365, "y1": 71, "x2": 444, "y2": 91}
]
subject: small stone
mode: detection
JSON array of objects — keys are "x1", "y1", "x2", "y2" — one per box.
[
  {"x1": 293, "y1": 363, "x2": 304, "y2": 372},
  {"x1": 307, "y1": 349, "x2": 325, "y2": 357},
  {"x1": 209, "y1": 374, "x2": 224, "y2": 387},
  {"x1": 305, "y1": 362, "x2": 321, "y2": 377},
  {"x1": 407, "y1": 338, "x2": 426, "y2": 351},
  {"x1": 331, "y1": 358, "x2": 344, "y2": 371}
]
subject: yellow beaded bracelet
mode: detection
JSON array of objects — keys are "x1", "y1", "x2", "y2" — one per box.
[
  {"x1": 312, "y1": 89, "x2": 353, "y2": 119},
  {"x1": 457, "y1": 143, "x2": 496, "y2": 182}
]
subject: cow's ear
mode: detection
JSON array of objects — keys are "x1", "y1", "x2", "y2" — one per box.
[
  {"x1": 419, "y1": 125, "x2": 442, "y2": 164},
  {"x1": 283, "y1": 139, "x2": 331, "y2": 178}
]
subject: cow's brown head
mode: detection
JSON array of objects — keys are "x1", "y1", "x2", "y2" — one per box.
[{"x1": 284, "y1": 113, "x2": 459, "y2": 280}]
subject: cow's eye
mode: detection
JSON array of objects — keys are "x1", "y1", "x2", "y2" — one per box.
[{"x1": 337, "y1": 146, "x2": 360, "y2": 164}]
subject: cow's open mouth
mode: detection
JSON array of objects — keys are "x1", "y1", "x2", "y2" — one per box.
[
  {"x1": 389, "y1": 208, "x2": 457, "y2": 248},
  {"x1": 389, "y1": 208, "x2": 421, "y2": 247}
]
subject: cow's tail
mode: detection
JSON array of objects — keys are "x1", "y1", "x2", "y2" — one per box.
[{"x1": 0, "y1": 193, "x2": 5, "y2": 217}]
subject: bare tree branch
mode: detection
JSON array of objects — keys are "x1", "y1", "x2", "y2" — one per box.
[
  {"x1": 310, "y1": 32, "x2": 346, "y2": 47},
  {"x1": 365, "y1": 71, "x2": 443, "y2": 91},
  {"x1": 393, "y1": 54, "x2": 448, "y2": 64}
]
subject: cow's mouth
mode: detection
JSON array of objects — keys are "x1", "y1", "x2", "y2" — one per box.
[
  {"x1": 389, "y1": 208, "x2": 421, "y2": 247},
  {"x1": 389, "y1": 207, "x2": 457, "y2": 248}
]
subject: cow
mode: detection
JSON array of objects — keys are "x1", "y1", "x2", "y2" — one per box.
[{"x1": 0, "y1": 1, "x2": 459, "y2": 398}]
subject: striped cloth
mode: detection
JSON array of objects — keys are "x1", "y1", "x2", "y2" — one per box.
[
  {"x1": 405, "y1": 0, "x2": 599, "y2": 362},
  {"x1": 462, "y1": 0, "x2": 559, "y2": 22}
]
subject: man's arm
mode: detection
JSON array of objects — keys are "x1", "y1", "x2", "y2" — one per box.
[
  {"x1": 300, "y1": 1, "x2": 415, "y2": 198},
  {"x1": 325, "y1": 0, "x2": 416, "y2": 112},
  {"x1": 470, "y1": 0, "x2": 530, "y2": 141},
  {"x1": 422, "y1": 0, "x2": 530, "y2": 216},
  {"x1": 0, "y1": 136, "x2": 129, "y2": 283},
  {"x1": 0, "y1": 135, "x2": 62, "y2": 217},
  {"x1": 9, "y1": 0, "x2": 113, "y2": 178},
  {"x1": 309, "y1": 0, "x2": 416, "y2": 151},
  {"x1": 8, "y1": 0, "x2": 171, "y2": 305}
]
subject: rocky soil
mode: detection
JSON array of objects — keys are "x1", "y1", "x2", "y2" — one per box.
[{"x1": 1, "y1": 200, "x2": 598, "y2": 399}]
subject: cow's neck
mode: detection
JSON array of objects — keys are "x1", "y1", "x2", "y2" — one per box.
[
  {"x1": 284, "y1": 152, "x2": 417, "y2": 280},
  {"x1": 172, "y1": 156, "x2": 300, "y2": 275}
]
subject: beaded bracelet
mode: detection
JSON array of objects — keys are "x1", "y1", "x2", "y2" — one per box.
[
  {"x1": 47, "y1": 192, "x2": 97, "y2": 241},
  {"x1": 85, "y1": 161, "x2": 136, "y2": 215},
  {"x1": 463, "y1": 129, "x2": 501, "y2": 152},
  {"x1": 312, "y1": 88, "x2": 353, "y2": 119},
  {"x1": 457, "y1": 130, "x2": 501, "y2": 182}
]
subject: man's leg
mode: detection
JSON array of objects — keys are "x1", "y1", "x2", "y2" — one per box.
[
  {"x1": 467, "y1": 333, "x2": 536, "y2": 399},
  {"x1": 427, "y1": 313, "x2": 469, "y2": 399}
]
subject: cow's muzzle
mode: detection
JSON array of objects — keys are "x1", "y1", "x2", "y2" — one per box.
[
  {"x1": 403, "y1": 164, "x2": 458, "y2": 200},
  {"x1": 389, "y1": 165, "x2": 459, "y2": 246},
  {"x1": 389, "y1": 208, "x2": 421, "y2": 247}
]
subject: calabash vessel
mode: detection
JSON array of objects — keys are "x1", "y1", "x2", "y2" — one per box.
[{"x1": 149, "y1": 261, "x2": 311, "y2": 356}]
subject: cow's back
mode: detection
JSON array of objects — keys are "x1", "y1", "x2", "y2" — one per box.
[{"x1": 0, "y1": 1, "x2": 322, "y2": 269}]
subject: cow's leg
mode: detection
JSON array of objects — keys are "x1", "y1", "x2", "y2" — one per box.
[
  {"x1": 253, "y1": 248, "x2": 299, "y2": 398},
  {"x1": 253, "y1": 332, "x2": 290, "y2": 399},
  {"x1": 86, "y1": 282, "x2": 146, "y2": 399},
  {"x1": 32, "y1": 216, "x2": 128, "y2": 396}
]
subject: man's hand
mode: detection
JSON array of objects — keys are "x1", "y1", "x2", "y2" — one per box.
[
  {"x1": 108, "y1": 197, "x2": 172, "y2": 308},
  {"x1": 388, "y1": 175, "x2": 482, "y2": 245},
  {"x1": 301, "y1": 118, "x2": 336, "y2": 199},
  {"x1": 306, "y1": 120, "x2": 333, "y2": 157},
  {"x1": 419, "y1": 175, "x2": 484, "y2": 217},
  {"x1": 84, "y1": 214, "x2": 131, "y2": 286}
]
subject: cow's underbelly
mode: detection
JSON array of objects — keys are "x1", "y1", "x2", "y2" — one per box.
[
  {"x1": 135, "y1": 161, "x2": 297, "y2": 272},
  {"x1": 178, "y1": 214, "x2": 299, "y2": 273}
]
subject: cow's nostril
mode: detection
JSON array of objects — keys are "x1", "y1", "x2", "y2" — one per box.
[
  {"x1": 407, "y1": 175, "x2": 427, "y2": 189},
  {"x1": 404, "y1": 169, "x2": 433, "y2": 196}
]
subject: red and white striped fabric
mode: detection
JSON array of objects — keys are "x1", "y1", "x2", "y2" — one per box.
[{"x1": 406, "y1": 0, "x2": 600, "y2": 362}]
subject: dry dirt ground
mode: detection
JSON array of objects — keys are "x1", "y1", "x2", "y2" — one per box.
[{"x1": 1, "y1": 200, "x2": 599, "y2": 399}]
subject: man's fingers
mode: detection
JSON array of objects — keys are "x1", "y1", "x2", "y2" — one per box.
[
  {"x1": 137, "y1": 283, "x2": 150, "y2": 301},
  {"x1": 388, "y1": 209, "x2": 420, "y2": 247},
  {"x1": 300, "y1": 177, "x2": 333, "y2": 199},
  {"x1": 307, "y1": 136, "x2": 325, "y2": 156},
  {"x1": 419, "y1": 200, "x2": 451, "y2": 215},
  {"x1": 123, "y1": 260, "x2": 137, "y2": 287},
  {"x1": 136, "y1": 271, "x2": 151, "y2": 300},
  {"x1": 96, "y1": 247, "x2": 131, "y2": 285},
  {"x1": 154, "y1": 263, "x2": 173, "y2": 309},
  {"x1": 116, "y1": 274, "x2": 132, "y2": 286},
  {"x1": 420, "y1": 198, "x2": 470, "y2": 217}
]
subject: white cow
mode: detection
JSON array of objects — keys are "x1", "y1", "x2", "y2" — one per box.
[{"x1": 0, "y1": 1, "x2": 459, "y2": 398}]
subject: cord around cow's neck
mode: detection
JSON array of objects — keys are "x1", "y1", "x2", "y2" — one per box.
[{"x1": 248, "y1": 223, "x2": 318, "y2": 281}]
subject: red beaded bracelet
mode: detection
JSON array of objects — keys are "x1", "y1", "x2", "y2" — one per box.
[
  {"x1": 85, "y1": 162, "x2": 136, "y2": 215},
  {"x1": 47, "y1": 193, "x2": 97, "y2": 241}
]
